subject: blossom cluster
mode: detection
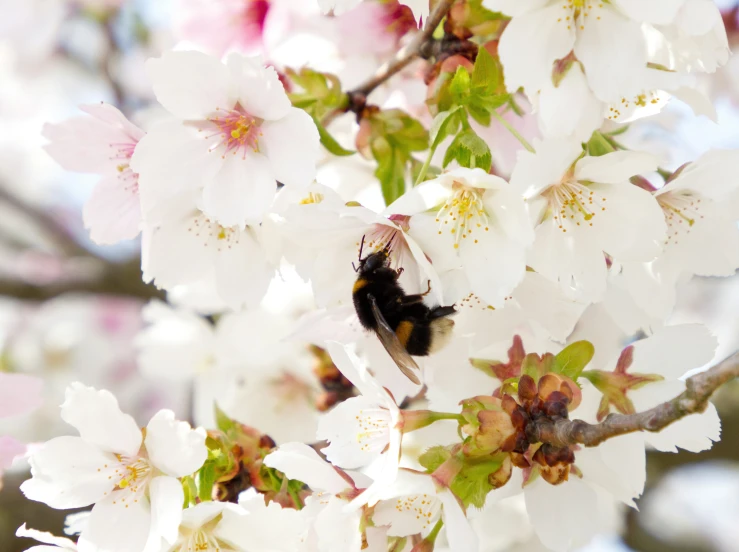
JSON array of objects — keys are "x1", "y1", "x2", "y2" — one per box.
[{"x1": 14, "y1": 1, "x2": 739, "y2": 552}]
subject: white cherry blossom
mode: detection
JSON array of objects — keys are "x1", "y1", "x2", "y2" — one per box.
[
  {"x1": 132, "y1": 50, "x2": 319, "y2": 227},
  {"x1": 511, "y1": 137, "x2": 666, "y2": 302},
  {"x1": 21, "y1": 383, "x2": 207, "y2": 552},
  {"x1": 372, "y1": 469, "x2": 478, "y2": 552},
  {"x1": 390, "y1": 167, "x2": 534, "y2": 308},
  {"x1": 265, "y1": 442, "x2": 365, "y2": 552},
  {"x1": 317, "y1": 342, "x2": 402, "y2": 509},
  {"x1": 16, "y1": 524, "x2": 77, "y2": 552},
  {"x1": 43, "y1": 103, "x2": 145, "y2": 244}
]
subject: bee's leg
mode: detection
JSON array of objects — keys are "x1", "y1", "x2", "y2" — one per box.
[
  {"x1": 395, "y1": 267, "x2": 404, "y2": 278},
  {"x1": 420, "y1": 280, "x2": 431, "y2": 297}
]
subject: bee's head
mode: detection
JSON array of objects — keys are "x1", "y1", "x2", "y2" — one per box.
[{"x1": 358, "y1": 249, "x2": 389, "y2": 273}]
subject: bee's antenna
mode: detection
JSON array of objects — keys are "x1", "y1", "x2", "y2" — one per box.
[
  {"x1": 352, "y1": 261, "x2": 358, "y2": 272},
  {"x1": 358, "y1": 235, "x2": 366, "y2": 261}
]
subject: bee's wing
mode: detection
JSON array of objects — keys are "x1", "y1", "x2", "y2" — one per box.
[{"x1": 368, "y1": 294, "x2": 421, "y2": 385}]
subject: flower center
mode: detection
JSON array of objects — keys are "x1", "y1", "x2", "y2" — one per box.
[
  {"x1": 393, "y1": 494, "x2": 442, "y2": 531},
  {"x1": 355, "y1": 407, "x2": 392, "y2": 452},
  {"x1": 106, "y1": 455, "x2": 152, "y2": 507},
  {"x1": 357, "y1": 216, "x2": 411, "y2": 268},
  {"x1": 435, "y1": 184, "x2": 489, "y2": 249},
  {"x1": 180, "y1": 529, "x2": 223, "y2": 552},
  {"x1": 187, "y1": 214, "x2": 244, "y2": 252},
  {"x1": 556, "y1": 0, "x2": 604, "y2": 31},
  {"x1": 657, "y1": 190, "x2": 705, "y2": 246},
  {"x1": 608, "y1": 91, "x2": 663, "y2": 121},
  {"x1": 299, "y1": 192, "x2": 325, "y2": 205},
  {"x1": 204, "y1": 104, "x2": 263, "y2": 159},
  {"x1": 543, "y1": 177, "x2": 607, "y2": 232}
]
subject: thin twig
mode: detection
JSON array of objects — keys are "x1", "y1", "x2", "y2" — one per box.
[
  {"x1": 528, "y1": 351, "x2": 739, "y2": 448},
  {"x1": 322, "y1": 0, "x2": 455, "y2": 125}
]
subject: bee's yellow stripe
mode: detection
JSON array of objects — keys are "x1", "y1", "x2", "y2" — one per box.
[
  {"x1": 395, "y1": 320, "x2": 414, "y2": 347},
  {"x1": 353, "y1": 278, "x2": 368, "y2": 293}
]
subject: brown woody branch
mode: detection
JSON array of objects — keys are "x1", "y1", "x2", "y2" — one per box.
[
  {"x1": 528, "y1": 351, "x2": 739, "y2": 448},
  {"x1": 324, "y1": 0, "x2": 456, "y2": 124}
]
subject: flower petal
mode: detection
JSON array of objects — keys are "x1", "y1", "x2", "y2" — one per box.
[
  {"x1": 61, "y1": 383, "x2": 142, "y2": 456},
  {"x1": 201, "y1": 152, "x2": 276, "y2": 227},
  {"x1": 144, "y1": 410, "x2": 207, "y2": 477},
  {"x1": 439, "y1": 488, "x2": 478, "y2": 552},
  {"x1": 213, "y1": 227, "x2": 273, "y2": 310},
  {"x1": 264, "y1": 442, "x2": 349, "y2": 494},
  {"x1": 80, "y1": 495, "x2": 152, "y2": 552},
  {"x1": 148, "y1": 476, "x2": 184, "y2": 547},
  {"x1": 83, "y1": 173, "x2": 142, "y2": 245},
  {"x1": 260, "y1": 108, "x2": 320, "y2": 187},
  {"x1": 510, "y1": 137, "x2": 583, "y2": 198},
  {"x1": 16, "y1": 524, "x2": 77, "y2": 550},
  {"x1": 575, "y1": 151, "x2": 659, "y2": 184},
  {"x1": 147, "y1": 51, "x2": 231, "y2": 120},
  {"x1": 21, "y1": 436, "x2": 118, "y2": 509},
  {"x1": 611, "y1": 0, "x2": 686, "y2": 24},
  {"x1": 227, "y1": 54, "x2": 291, "y2": 121}
]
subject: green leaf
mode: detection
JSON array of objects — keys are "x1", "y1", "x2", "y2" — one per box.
[
  {"x1": 373, "y1": 138, "x2": 407, "y2": 206},
  {"x1": 286, "y1": 68, "x2": 346, "y2": 119},
  {"x1": 429, "y1": 107, "x2": 465, "y2": 151},
  {"x1": 419, "y1": 446, "x2": 452, "y2": 473},
  {"x1": 215, "y1": 404, "x2": 236, "y2": 434},
  {"x1": 554, "y1": 341, "x2": 595, "y2": 380},
  {"x1": 471, "y1": 46, "x2": 500, "y2": 92},
  {"x1": 198, "y1": 461, "x2": 217, "y2": 502},
  {"x1": 449, "y1": 66, "x2": 471, "y2": 100},
  {"x1": 312, "y1": 115, "x2": 355, "y2": 156},
  {"x1": 450, "y1": 455, "x2": 505, "y2": 509},
  {"x1": 587, "y1": 131, "x2": 615, "y2": 157},
  {"x1": 443, "y1": 129, "x2": 492, "y2": 172}
]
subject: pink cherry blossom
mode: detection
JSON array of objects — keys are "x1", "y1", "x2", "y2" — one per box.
[
  {"x1": 0, "y1": 372, "x2": 43, "y2": 418},
  {"x1": 43, "y1": 103, "x2": 145, "y2": 245}
]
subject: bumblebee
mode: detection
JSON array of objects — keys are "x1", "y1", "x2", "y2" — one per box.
[{"x1": 352, "y1": 238, "x2": 456, "y2": 384}]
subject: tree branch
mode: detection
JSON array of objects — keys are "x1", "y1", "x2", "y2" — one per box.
[
  {"x1": 323, "y1": 0, "x2": 455, "y2": 124},
  {"x1": 528, "y1": 351, "x2": 739, "y2": 448}
]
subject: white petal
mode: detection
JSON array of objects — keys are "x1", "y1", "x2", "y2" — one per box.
[
  {"x1": 21, "y1": 436, "x2": 118, "y2": 509},
  {"x1": 260, "y1": 108, "x2": 320, "y2": 187},
  {"x1": 264, "y1": 442, "x2": 349, "y2": 495},
  {"x1": 80, "y1": 495, "x2": 151, "y2": 552},
  {"x1": 16, "y1": 524, "x2": 77, "y2": 549},
  {"x1": 575, "y1": 151, "x2": 659, "y2": 184},
  {"x1": 510, "y1": 137, "x2": 583, "y2": 198},
  {"x1": 611, "y1": 0, "x2": 686, "y2": 24},
  {"x1": 83, "y1": 174, "x2": 142, "y2": 245},
  {"x1": 574, "y1": 7, "x2": 647, "y2": 103},
  {"x1": 61, "y1": 383, "x2": 142, "y2": 456},
  {"x1": 482, "y1": 0, "x2": 547, "y2": 17},
  {"x1": 439, "y1": 488, "x2": 478, "y2": 552},
  {"x1": 217, "y1": 491, "x2": 306, "y2": 552},
  {"x1": 537, "y1": 63, "x2": 604, "y2": 142},
  {"x1": 326, "y1": 342, "x2": 390, "y2": 401},
  {"x1": 483, "y1": 182, "x2": 535, "y2": 245},
  {"x1": 227, "y1": 54, "x2": 291, "y2": 121},
  {"x1": 201, "y1": 153, "x2": 276, "y2": 227},
  {"x1": 524, "y1": 477, "x2": 601, "y2": 552},
  {"x1": 627, "y1": 324, "x2": 717, "y2": 380},
  {"x1": 147, "y1": 51, "x2": 231, "y2": 120},
  {"x1": 459, "y1": 224, "x2": 527, "y2": 308},
  {"x1": 313, "y1": 495, "x2": 364, "y2": 552},
  {"x1": 213, "y1": 227, "x2": 273, "y2": 310},
  {"x1": 144, "y1": 410, "x2": 207, "y2": 477},
  {"x1": 646, "y1": 401, "x2": 721, "y2": 453},
  {"x1": 148, "y1": 476, "x2": 184, "y2": 547},
  {"x1": 498, "y1": 3, "x2": 575, "y2": 94}
]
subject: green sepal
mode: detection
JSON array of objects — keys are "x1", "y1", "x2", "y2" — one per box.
[{"x1": 553, "y1": 340, "x2": 595, "y2": 381}]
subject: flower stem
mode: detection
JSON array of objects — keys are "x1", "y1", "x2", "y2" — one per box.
[
  {"x1": 401, "y1": 410, "x2": 466, "y2": 433},
  {"x1": 490, "y1": 109, "x2": 535, "y2": 153},
  {"x1": 426, "y1": 519, "x2": 444, "y2": 544},
  {"x1": 415, "y1": 150, "x2": 436, "y2": 186}
]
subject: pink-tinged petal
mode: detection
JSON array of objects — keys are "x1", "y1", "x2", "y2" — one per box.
[
  {"x1": 147, "y1": 476, "x2": 184, "y2": 547},
  {"x1": 144, "y1": 410, "x2": 207, "y2": 477},
  {"x1": 260, "y1": 108, "x2": 319, "y2": 187},
  {"x1": 0, "y1": 436, "x2": 26, "y2": 470},
  {"x1": 21, "y1": 436, "x2": 118, "y2": 509},
  {"x1": 482, "y1": 0, "x2": 548, "y2": 17},
  {"x1": 611, "y1": 0, "x2": 686, "y2": 24},
  {"x1": 498, "y1": 3, "x2": 575, "y2": 94},
  {"x1": 16, "y1": 524, "x2": 77, "y2": 550},
  {"x1": 226, "y1": 54, "x2": 291, "y2": 121},
  {"x1": 80, "y1": 494, "x2": 151, "y2": 552},
  {"x1": 43, "y1": 104, "x2": 143, "y2": 175},
  {"x1": 201, "y1": 153, "x2": 276, "y2": 227},
  {"x1": 213, "y1": 227, "x2": 273, "y2": 310},
  {"x1": 264, "y1": 442, "x2": 349, "y2": 495},
  {"x1": 83, "y1": 173, "x2": 141, "y2": 245},
  {"x1": 318, "y1": 0, "x2": 362, "y2": 15},
  {"x1": 575, "y1": 151, "x2": 659, "y2": 184},
  {"x1": 574, "y1": 7, "x2": 646, "y2": 103},
  {"x1": 61, "y1": 383, "x2": 142, "y2": 456},
  {"x1": 0, "y1": 373, "x2": 43, "y2": 418},
  {"x1": 147, "y1": 51, "x2": 231, "y2": 120}
]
